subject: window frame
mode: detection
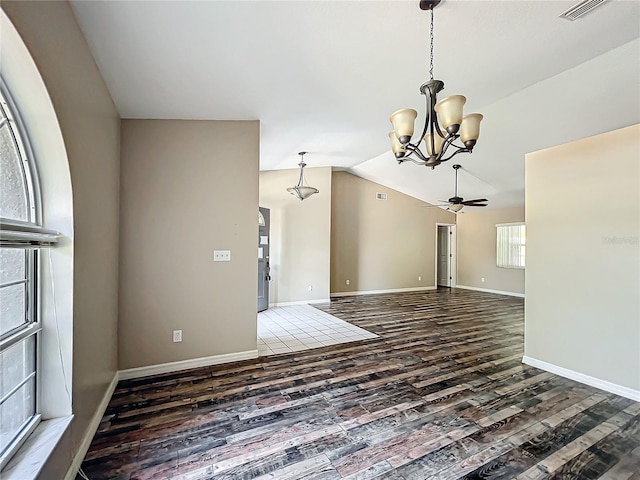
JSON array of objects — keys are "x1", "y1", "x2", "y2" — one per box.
[
  {"x1": 496, "y1": 222, "x2": 526, "y2": 269},
  {"x1": 0, "y1": 79, "x2": 45, "y2": 471}
]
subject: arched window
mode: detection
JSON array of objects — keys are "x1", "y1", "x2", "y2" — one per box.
[{"x1": 0, "y1": 81, "x2": 58, "y2": 469}]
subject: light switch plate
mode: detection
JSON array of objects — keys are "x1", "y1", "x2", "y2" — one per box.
[{"x1": 214, "y1": 250, "x2": 231, "y2": 261}]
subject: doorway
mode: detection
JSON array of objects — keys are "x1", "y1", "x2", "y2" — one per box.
[
  {"x1": 258, "y1": 207, "x2": 270, "y2": 312},
  {"x1": 436, "y1": 224, "x2": 456, "y2": 287}
]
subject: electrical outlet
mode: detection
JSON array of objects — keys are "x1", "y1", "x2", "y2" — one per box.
[
  {"x1": 346, "y1": 279, "x2": 350, "y2": 285},
  {"x1": 308, "y1": 285, "x2": 313, "y2": 291},
  {"x1": 213, "y1": 250, "x2": 231, "y2": 262},
  {"x1": 481, "y1": 277, "x2": 485, "y2": 283},
  {"x1": 172, "y1": 330, "x2": 182, "y2": 343},
  {"x1": 418, "y1": 276, "x2": 422, "y2": 281}
]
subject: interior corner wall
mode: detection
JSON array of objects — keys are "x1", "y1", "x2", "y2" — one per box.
[
  {"x1": 525, "y1": 124, "x2": 640, "y2": 392},
  {"x1": 456, "y1": 207, "x2": 525, "y2": 295},
  {"x1": 259, "y1": 167, "x2": 332, "y2": 304},
  {"x1": 2, "y1": 1, "x2": 121, "y2": 478},
  {"x1": 330, "y1": 171, "x2": 455, "y2": 294},
  {"x1": 119, "y1": 120, "x2": 259, "y2": 370}
]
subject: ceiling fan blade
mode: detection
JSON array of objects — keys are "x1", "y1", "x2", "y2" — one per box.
[
  {"x1": 421, "y1": 204, "x2": 450, "y2": 208},
  {"x1": 445, "y1": 166, "x2": 490, "y2": 209}
]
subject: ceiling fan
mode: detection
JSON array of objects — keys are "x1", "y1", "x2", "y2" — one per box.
[{"x1": 423, "y1": 164, "x2": 488, "y2": 213}]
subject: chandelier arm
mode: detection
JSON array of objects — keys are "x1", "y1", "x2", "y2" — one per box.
[
  {"x1": 404, "y1": 142, "x2": 419, "y2": 153},
  {"x1": 404, "y1": 143, "x2": 430, "y2": 163},
  {"x1": 436, "y1": 133, "x2": 461, "y2": 160},
  {"x1": 417, "y1": 92, "x2": 432, "y2": 146},
  {"x1": 428, "y1": 91, "x2": 440, "y2": 153},
  {"x1": 438, "y1": 147, "x2": 470, "y2": 164},
  {"x1": 400, "y1": 153, "x2": 427, "y2": 166},
  {"x1": 438, "y1": 134, "x2": 456, "y2": 158},
  {"x1": 422, "y1": 89, "x2": 447, "y2": 158},
  {"x1": 404, "y1": 157, "x2": 427, "y2": 166}
]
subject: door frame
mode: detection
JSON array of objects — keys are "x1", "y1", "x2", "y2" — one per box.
[
  {"x1": 434, "y1": 223, "x2": 457, "y2": 288},
  {"x1": 258, "y1": 207, "x2": 270, "y2": 312}
]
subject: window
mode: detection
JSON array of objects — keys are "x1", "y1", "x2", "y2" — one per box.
[
  {"x1": 496, "y1": 223, "x2": 526, "y2": 269},
  {"x1": 0, "y1": 82, "x2": 57, "y2": 469}
]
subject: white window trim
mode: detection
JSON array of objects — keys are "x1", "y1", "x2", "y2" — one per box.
[
  {"x1": 1, "y1": 416, "x2": 72, "y2": 480},
  {"x1": 0, "y1": 80, "x2": 44, "y2": 471},
  {"x1": 496, "y1": 222, "x2": 526, "y2": 269}
]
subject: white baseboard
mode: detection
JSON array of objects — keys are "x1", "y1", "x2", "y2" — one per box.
[
  {"x1": 118, "y1": 350, "x2": 259, "y2": 381},
  {"x1": 522, "y1": 355, "x2": 640, "y2": 402},
  {"x1": 269, "y1": 298, "x2": 330, "y2": 307},
  {"x1": 456, "y1": 285, "x2": 525, "y2": 298},
  {"x1": 64, "y1": 372, "x2": 119, "y2": 480},
  {"x1": 331, "y1": 286, "x2": 436, "y2": 298}
]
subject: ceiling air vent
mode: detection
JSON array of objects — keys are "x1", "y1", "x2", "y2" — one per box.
[
  {"x1": 376, "y1": 192, "x2": 388, "y2": 200},
  {"x1": 559, "y1": 0, "x2": 607, "y2": 21}
]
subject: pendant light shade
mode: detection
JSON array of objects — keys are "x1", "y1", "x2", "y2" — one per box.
[
  {"x1": 459, "y1": 113, "x2": 484, "y2": 148},
  {"x1": 389, "y1": 131, "x2": 407, "y2": 157},
  {"x1": 434, "y1": 95, "x2": 466, "y2": 133},
  {"x1": 389, "y1": 109, "x2": 418, "y2": 144},
  {"x1": 287, "y1": 185, "x2": 319, "y2": 201},
  {"x1": 287, "y1": 152, "x2": 319, "y2": 201},
  {"x1": 423, "y1": 132, "x2": 445, "y2": 156}
]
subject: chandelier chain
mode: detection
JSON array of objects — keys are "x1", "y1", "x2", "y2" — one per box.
[{"x1": 429, "y1": 6, "x2": 434, "y2": 80}]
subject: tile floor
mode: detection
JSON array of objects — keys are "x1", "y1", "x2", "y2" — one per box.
[{"x1": 257, "y1": 304, "x2": 378, "y2": 356}]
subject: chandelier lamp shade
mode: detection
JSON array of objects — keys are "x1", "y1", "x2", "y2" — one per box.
[
  {"x1": 287, "y1": 152, "x2": 319, "y2": 201},
  {"x1": 389, "y1": 0, "x2": 484, "y2": 169}
]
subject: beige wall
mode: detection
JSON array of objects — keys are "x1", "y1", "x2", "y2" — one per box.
[
  {"x1": 259, "y1": 167, "x2": 332, "y2": 304},
  {"x1": 331, "y1": 171, "x2": 455, "y2": 293},
  {"x1": 525, "y1": 125, "x2": 639, "y2": 392},
  {"x1": 3, "y1": 1, "x2": 121, "y2": 478},
  {"x1": 119, "y1": 120, "x2": 259, "y2": 369},
  {"x1": 456, "y1": 207, "x2": 526, "y2": 295}
]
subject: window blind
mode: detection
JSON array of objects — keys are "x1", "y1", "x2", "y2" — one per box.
[
  {"x1": 0, "y1": 219, "x2": 60, "y2": 248},
  {"x1": 496, "y1": 223, "x2": 525, "y2": 268}
]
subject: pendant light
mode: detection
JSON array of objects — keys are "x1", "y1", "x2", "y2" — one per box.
[
  {"x1": 287, "y1": 152, "x2": 319, "y2": 201},
  {"x1": 388, "y1": 0, "x2": 484, "y2": 169}
]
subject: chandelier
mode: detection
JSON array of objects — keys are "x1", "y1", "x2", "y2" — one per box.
[
  {"x1": 287, "y1": 152, "x2": 319, "y2": 201},
  {"x1": 388, "y1": 0, "x2": 483, "y2": 169}
]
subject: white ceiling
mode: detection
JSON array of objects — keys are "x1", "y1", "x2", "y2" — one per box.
[{"x1": 70, "y1": 0, "x2": 640, "y2": 208}]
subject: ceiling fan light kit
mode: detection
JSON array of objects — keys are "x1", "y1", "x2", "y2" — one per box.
[
  {"x1": 389, "y1": 0, "x2": 484, "y2": 169},
  {"x1": 287, "y1": 152, "x2": 319, "y2": 201}
]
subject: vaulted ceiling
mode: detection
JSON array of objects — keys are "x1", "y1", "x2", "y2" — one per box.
[{"x1": 70, "y1": 0, "x2": 640, "y2": 208}]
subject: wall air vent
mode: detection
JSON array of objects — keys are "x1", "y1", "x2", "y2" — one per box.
[
  {"x1": 376, "y1": 192, "x2": 388, "y2": 200},
  {"x1": 559, "y1": 0, "x2": 607, "y2": 21}
]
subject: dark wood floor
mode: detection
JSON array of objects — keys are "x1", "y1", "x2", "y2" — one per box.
[{"x1": 79, "y1": 289, "x2": 640, "y2": 480}]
